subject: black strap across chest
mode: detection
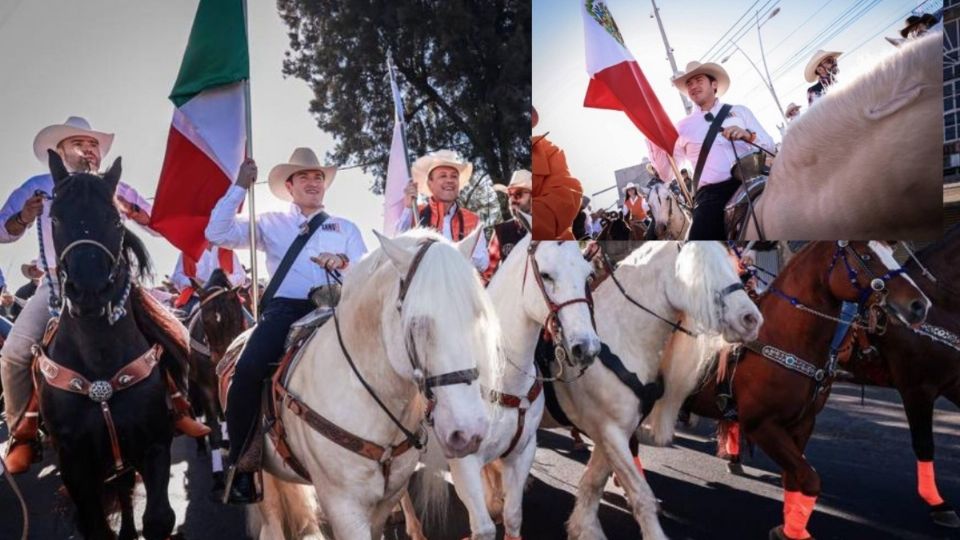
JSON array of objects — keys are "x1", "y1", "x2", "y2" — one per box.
[
  {"x1": 693, "y1": 104, "x2": 732, "y2": 193},
  {"x1": 596, "y1": 342, "x2": 664, "y2": 424},
  {"x1": 260, "y1": 211, "x2": 329, "y2": 315}
]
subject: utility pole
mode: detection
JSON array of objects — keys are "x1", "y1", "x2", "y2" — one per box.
[{"x1": 651, "y1": 0, "x2": 691, "y2": 115}]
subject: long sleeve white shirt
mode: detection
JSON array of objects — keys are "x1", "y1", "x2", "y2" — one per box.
[
  {"x1": 396, "y1": 205, "x2": 489, "y2": 272},
  {"x1": 205, "y1": 185, "x2": 367, "y2": 301},
  {"x1": 672, "y1": 101, "x2": 775, "y2": 188},
  {"x1": 0, "y1": 173, "x2": 158, "y2": 270}
]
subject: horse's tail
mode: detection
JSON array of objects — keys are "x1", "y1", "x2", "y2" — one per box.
[
  {"x1": 248, "y1": 474, "x2": 321, "y2": 540},
  {"x1": 480, "y1": 460, "x2": 505, "y2": 522},
  {"x1": 413, "y1": 432, "x2": 452, "y2": 531},
  {"x1": 644, "y1": 332, "x2": 721, "y2": 446}
]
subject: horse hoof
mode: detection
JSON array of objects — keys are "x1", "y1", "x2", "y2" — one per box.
[
  {"x1": 727, "y1": 461, "x2": 745, "y2": 476},
  {"x1": 930, "y1": 503, "x2": 960, "y2": 528},
  {"x1": 768, "y1": 525, "x2": 813, "y2": 540}
]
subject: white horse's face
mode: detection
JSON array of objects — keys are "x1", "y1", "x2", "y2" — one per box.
[
  {"x1": 673, "y1": 242, "x2": 762, "y2": 342},
  {"x1": 646, "y1": 184, "x2": 670, "y2": 237},
  {"x1": 375, "y1": 230, "x2": 490, "y2": 458},
  {"x1": 527, "y1": 241, "x2": 601, "y2": 365}
]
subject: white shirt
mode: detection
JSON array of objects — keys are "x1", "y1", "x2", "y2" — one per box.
[
  {"x1": 0, "y1": 173, "x2": 158, "y2": 270},
  {"x1": 170, "y1": 246, "x2": 248, "y2": 290},
  {"x1": 673, "y1": 101, "x2": 775, "y2": 188},
  {"x1": 397, "y1": 204, "x2": 489, "y2": 272},
  {"x1": 205, "y1": 185, "x2": 367, "y2": 301}
]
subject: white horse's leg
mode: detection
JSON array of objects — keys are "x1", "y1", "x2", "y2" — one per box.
[
  {"x1": 599, "y1": 426, "x2": 667, "y2": 540},
  {"x1": 399, "y1": 490, "x2": 428, "y2": 540},
  {"x1": 319, "y1": 495, "x2": 374, "y2": 540},
  {"x1": 567, "y1": 441, "x2": 612, "y2": 540},
  {"x1": 500, "y1": 440, "x2": 537, "y2": 540},
  {"x1": 449, "y1": 455, "x2": 498, "y2": 540}
]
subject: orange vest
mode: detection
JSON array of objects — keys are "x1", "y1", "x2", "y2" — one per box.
[
  {"x1": 416, "y1": 198, "x2": 480, "y2": 241},
  {"x1": 625, "y1": 196, "x2": 647, "y2": 221}
]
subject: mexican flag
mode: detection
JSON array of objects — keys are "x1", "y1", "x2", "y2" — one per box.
[
  {"x1": 150, "y1": 0, "x2": 249, "y2": 261},
  {"x1": 582, "y1": 0, "x2": 677, "y2": 156}
]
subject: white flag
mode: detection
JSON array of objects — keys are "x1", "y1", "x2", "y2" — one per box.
[{"x1": 384, "y1": 58, "x2": 410, "y2": 236}]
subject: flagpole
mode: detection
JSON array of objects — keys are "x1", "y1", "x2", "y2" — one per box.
[
  {"x1": 387, "y1": 51, "x2": 419, "y2": 225},
  {"x1": 242, "y1": 0, "x2": 258, "y2": 319},
  {"x1": 666, "y1": 155, "x2": 695, "y2": 207}
]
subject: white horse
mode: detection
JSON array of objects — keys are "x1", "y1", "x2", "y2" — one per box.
[
  {"x1": 746, "y1": 32, "x2": 941, "y2": 240},
  {"x1": 401, "y1": 237, "x2": 602, "y2": 540},
  {"x1": 645, "y1": 182, "x2": 689, "y2": 240},
  {"x1": 547, "y1": 242, "x2": 763, "y2": 540},
  {"x1": 249, "y1": 228, "x2": 497, "y2": 539}
]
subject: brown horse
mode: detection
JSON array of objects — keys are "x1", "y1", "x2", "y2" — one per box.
[
  {"x1": 682, "y1": 241, "x2": 929, "y2": 540},
  {"x1": 841, "y1": 229, "x2": 960, "y2": 528},
  {"x1": 185, "y1": 269, "x2": 249, "y2": 489}
]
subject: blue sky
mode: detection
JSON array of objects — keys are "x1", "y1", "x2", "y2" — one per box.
[{"x1": 534, "y1": 0, "x2": 937, "y2": 210}]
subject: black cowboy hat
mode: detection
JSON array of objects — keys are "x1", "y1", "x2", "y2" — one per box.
[{"x1": 900, "y1": 13, "x2": 938, "y2": 37}]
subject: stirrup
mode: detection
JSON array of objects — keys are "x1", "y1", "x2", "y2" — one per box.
[{"x1": 221, "y1": 465, "x2": 263, "y2": 504}]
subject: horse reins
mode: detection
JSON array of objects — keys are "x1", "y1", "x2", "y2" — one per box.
[{"x1": 186, "y1": 286, "x2": 246, "y2": 358}]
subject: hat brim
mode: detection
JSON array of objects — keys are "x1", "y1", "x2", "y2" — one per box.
[
  {"x1": 804, "y1": 51, "x2": 842, "y2": 83},
  {"x1": 411, "y1": 159, "x2": 472, "y2": 196},
  {"x1": 672, "y1": 64, "x2": 730, "y2": 98},
  {"x1": 33, "y1": 125, "x2": 114, "y2": 164},
  {"x1": 267, "y1": 164, "x2": 337, "y2": 202}
]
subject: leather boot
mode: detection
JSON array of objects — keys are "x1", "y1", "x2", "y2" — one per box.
[
  {"x1": 165, "y1": 373, "x2": 210, "y2": 438},
  {"x1": 4, "y1": 392, "x2": 42, "y2": 474}
]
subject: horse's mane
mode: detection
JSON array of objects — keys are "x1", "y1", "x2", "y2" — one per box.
[
  {"x1": 912, "y1": 224, "x2": 960, "y2": 262},
  {"x1": 776, "y1": 32, "x2": 939, "y2": 180},
  {"x1": 753, "y1": 242, "x2": 822, "y2": 302},
  {"x1": 122, "y1": 226, "x2": 152, "y2": 281},
  {"x1": 130, "y1": 284, "x2": 189, "y2": 385},
  {"x1": 673, "y1": 242, "x2": 741, "y2": 333}
]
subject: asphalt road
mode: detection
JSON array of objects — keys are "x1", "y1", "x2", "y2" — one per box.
[{"x1": 1, "y1": 383, "x2": 958, "y2": 539}]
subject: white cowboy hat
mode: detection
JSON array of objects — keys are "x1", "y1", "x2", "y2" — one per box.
[
  {"x1": 672, "y1": 61, "x2": 730, "y2": 98},
  {"x1": 411, "y1": 149, "x2": 472, "y2": 196},
  {"x1": 21, "y1": 259, "x2": 42, "y2": 279},
  {"x1": 33, "y1": 116, "x2": 114, "y2": 164},
  {"x1": 493, "y1": 169, "x2": 532, "y2": 192},
  {"x1": 267, "y1": 147, "x2": 337, "y2": 202},
  {"x1": 623, "y1": 182, "x2": 639, "y2": 193},
  {"x1": 804, "y1": 49, "x2": 842, "y2": 83},
  {"x1": 785, "y1": 102, "x2": 802, "y2": 116}
]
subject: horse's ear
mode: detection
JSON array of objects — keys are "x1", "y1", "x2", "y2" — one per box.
[
  {"x1": 102, "y1": 156, "x2": 122, "y2": 191},
  {"x1": 373, "y1": 230, "x2": 414, "y2": 272},
  {"x1": 455, "y1": 227, "x2": 481, "y2": 262},
  {"x1": 189, "y1": 277, "x2": 203, "y2": 293},
  {"x1": 48, "y1": 149, "x2": 69, "y2": 186}
]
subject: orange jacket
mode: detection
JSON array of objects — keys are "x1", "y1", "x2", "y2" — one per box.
[
  {"x1": 533, "y1": 135, "x2": 582, "y2": 240},
  {"x1": 624, "y1": 196, "x2": 647, "y2": 221}
]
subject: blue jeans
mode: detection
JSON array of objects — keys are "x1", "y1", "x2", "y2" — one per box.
[{"x1": 226, "y1": 297, "x2": 314, "y2": 463}]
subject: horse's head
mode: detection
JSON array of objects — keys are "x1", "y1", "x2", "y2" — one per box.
[
  {"x1": 825, "y1": 241, "x2": 929, "y2": 326},
  {"x1": 47, "y1": 150, "x2": 149, "y2": 321},
  {"x1": 646, "y1": 183, "x2": 674, "y2": 238},
  {"x1": 197, "y1": 269, "x2": 246, "y2": 358},
  {"x1": 371, "y1": 229, "x2": 490, "y2": 458},
  {"x1": 524, "y1": 240, "x2": 600, "y2": 367},
  {"x1": 672, "y1": 242, "x2": 763, "y2": 342}
]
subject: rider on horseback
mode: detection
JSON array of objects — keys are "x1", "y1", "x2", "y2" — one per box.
[
  {"x1": 206, "y1": 147, "x2": 367, "y2": 504},
  {"x1": 664, "y1": 62, "x2": 775, "y2": 240},
  {"x1": 398, "y1": 149, "x2": 489, "y2": 272},
  {"x1": 805, "y1": 49, "x2": 841, "y2": 106},
  {"x1": 170, "y1": 244, "x2": 247, "y2": 312},
  {"x1": 485, "y1": 169, "x2": 532, "y2": 282},
  {"x1": 532, "y1": 106, "x2": 583, "y2": 240}
]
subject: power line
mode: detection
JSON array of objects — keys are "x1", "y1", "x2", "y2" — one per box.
[
  {"x1": 698, "y1": 0, "x2": 763, "y2": 61},
  {"x1": 765, "y1": 0, "x2": 835, "y2": 56},
  {"x1": 708, "y1": 0, "x2": 783, "y2": 65}
]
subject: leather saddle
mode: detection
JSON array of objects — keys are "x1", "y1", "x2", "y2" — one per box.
[{"x1": 724, "y1": 152, "x2": 770, "y2": 241}]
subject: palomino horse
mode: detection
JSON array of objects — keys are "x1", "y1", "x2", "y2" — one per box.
[
  {"x1": 248, "y1": 229, "x2": 496, "y2": 539},
  {"x1": 38, "y1": 152, "x2": 183, "y2": 539},
  {"x1": 745, "y1": 33, "x2": 941, "y2": 240},
  {"x1": 645, "y1": 182, "x2": 689, "y2": 240},
  {"x1": 185, "y1": 269, "x2": 248, "y2": 487},
  {"x1": 401, "y1": 238, "x2": 602, "y2": 540},
  {"x1": 547, "y1": 242, "x2": 762, "y2": 540},
  {"x1": 676, "y1": 242, "x2": 930, "y2": 540},
  {"x1": 843, "y1": 230, "x2": 960, "y2": 528}
]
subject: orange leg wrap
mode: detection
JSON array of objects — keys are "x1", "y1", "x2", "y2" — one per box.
[
  {"x1": 11, "y1": 391, "x2": 40, "y2": 441},
  {"x1": 633, "y1": 455, "x2": 645, "y2": 477},
  {"x1": 504, "y1": 535, "x2": 522, "y2": 540},
  {"x1": 917, "y1": 460, "x2": 945, "y2": 506},
  {"x1": 725, "y1": 421, "x2": 741, "y2": 457},
  {"x1": 782, "y1": 490, "x2": 816, "y2": 539}
]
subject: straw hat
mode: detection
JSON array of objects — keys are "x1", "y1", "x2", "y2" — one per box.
[
  {"x1": 672, "y1": 61, "x2": 730, "y2": 97},
  {"x1": 21, "y1": 260, "x2": 43, "y2": 279},
  {"x1": 411, "y1": 150, "x2": 472, "y2": 195},
  {"x1": 804, "y1": 50, "x2": 842, "y2": 83},
  {"x1": 785, "y1": 102, "x2": 802, "y2": 117},
  {"x1": 267, "y1": 147, "x2": 337, "y2": 202},
  {"x1": 33, "y1": 116, "x2": 114, "y2": 163},
  {"x1": 493, "y1": 169, "x2": 532, "y2": 192}
]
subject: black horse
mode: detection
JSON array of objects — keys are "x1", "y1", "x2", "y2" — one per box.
[{"x1": 41, "y1": 150, "x2": 185, "y2": 539}]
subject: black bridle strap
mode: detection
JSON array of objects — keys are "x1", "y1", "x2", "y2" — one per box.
[
  {"x1": 600, "y1": 252, "x2": 696, "y2": 337},
  {"x1": 333, "y1": 308, "x2": 423, "y2": 449},
  {"x1": 397, "y1": 239, "x2": 437, "y2": 308},
  {"x1": 423, "y1": 369, "x2": 479, "y2": 390}
]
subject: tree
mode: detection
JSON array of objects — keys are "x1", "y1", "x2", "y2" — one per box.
[{"x1": 277, "y1": 0, "x2": 530, "y2": 214}]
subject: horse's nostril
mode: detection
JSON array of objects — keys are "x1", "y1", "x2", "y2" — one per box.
[
  {"x1": 908, "y1": 299, "x2": 927, "y2": 321},
  {"x1": 742, "y1": 313, "x2": 758, "y2": 329},
  {"x1": 571, "y1": 343, "x2": 584, "y2": 360},
  {"x1": 449, "y1": 430, "x2": 467, "y2": 449}
]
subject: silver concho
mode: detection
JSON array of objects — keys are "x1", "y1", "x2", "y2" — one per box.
[
  {"x1": 870, "y1": 278, "x2": 885, "y2": 291},
  {"x1": 88, "y1": 380, "x2": 114, "y2": 403}
]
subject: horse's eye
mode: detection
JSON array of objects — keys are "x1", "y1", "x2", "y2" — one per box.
[{"x1": 539, "y1": 272, "x2": 553, "y2": 282}]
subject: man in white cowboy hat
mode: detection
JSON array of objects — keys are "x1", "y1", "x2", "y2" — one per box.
[
  {"x1": 777, "y1": 102, "x2": 803, "y2": 139},
  {"x1": 484, "y1": 169, "x2": 532, "y2": 282},
  {"x1": 8, "y1": 260, "x2": 44, "y2": 322},
  {"x1": 805, "y1": 49, "x2": 841, "y2": 106},
  {"x1": 398, "y1": 149, "x2": 489, "y2": 272},
  {"x1": 0, "y1": 116, "x2": 207, "y2": 475},
  {"x1": 664, "y1": 61, "x2": 774, "y2": 240},
  {"x1": 206, "y1": 147, "x2": 366, "y2": 504}
]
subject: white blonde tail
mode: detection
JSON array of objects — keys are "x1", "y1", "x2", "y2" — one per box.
[
  {"x1": 413, "y1": 434, "x2": 452, "y2": 531},
  {"x1": 249, "y1": 474, "x2": 323, "y2": 539}
]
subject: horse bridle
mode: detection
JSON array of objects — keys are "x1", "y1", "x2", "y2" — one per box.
[
  {"x1": 332, "y1": 239, "x2": 479, "y2": 450},
  {"x1": 523, "y1": 241, "x2": 596, "y2": 366},
  {"x1": 187, "y1": 285, "x2": 247, "y2": 357},
  {"x1": 828, "y1": 241, "x2": 903, "y2": 313}
]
